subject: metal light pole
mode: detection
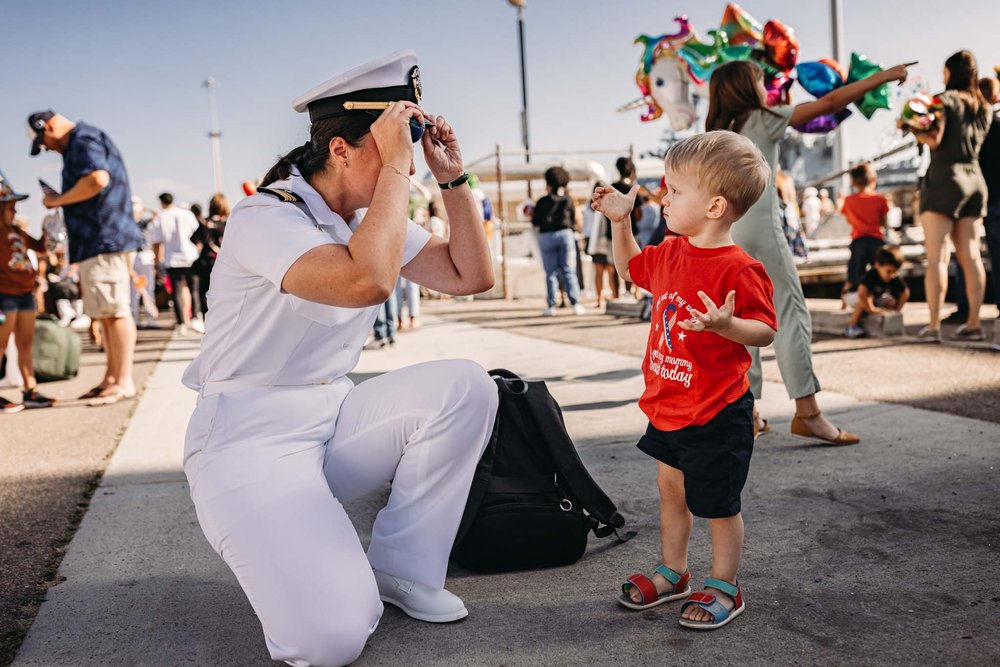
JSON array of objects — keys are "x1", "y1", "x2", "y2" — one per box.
[
  {"x1": 508, "y1": 0, "x2": 532, "y2": 198},
  {"x1": 203, "y1": 77, "x2": 224, "y2": 194},
  {"x1": 830, "y1": 0, "x2": 847, "y2": 192}
]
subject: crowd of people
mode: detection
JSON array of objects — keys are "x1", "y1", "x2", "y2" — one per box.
[
  {"x1": 531, "y1": 51, "x2": 999, "y2": 352},
  {"x1": 0, "y1": 110, "x2": 232, "y2": 412}
]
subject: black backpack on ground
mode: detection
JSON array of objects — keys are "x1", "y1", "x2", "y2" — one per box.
[{"x1": 451, "y1": 369, "x2": 635, "y2": 573}]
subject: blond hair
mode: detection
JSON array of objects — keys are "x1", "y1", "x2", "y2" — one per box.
[
  {"x1": 663, "y1": 130, "x2": 770, "y2": 219},
  {"x1": 208, "y1": 192, "x2": 231, "y2": 219}
]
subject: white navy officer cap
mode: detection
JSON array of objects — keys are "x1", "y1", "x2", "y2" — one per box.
[{"x1": 292, "y1": 49, "x2": 422, "y2": 123}]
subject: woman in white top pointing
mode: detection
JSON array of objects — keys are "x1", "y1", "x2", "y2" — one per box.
[{"x1": 182, "y1": 50, "x2": 498, "y2": 666}]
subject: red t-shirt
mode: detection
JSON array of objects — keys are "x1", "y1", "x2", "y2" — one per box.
[
  {"x1": 628, "y1": 237, "x2": 777, "y2": 431},
  {"x1": 841, "y1": 192, "x2": 888, "y2": 240}
]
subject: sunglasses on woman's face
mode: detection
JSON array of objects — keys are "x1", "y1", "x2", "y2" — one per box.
[{"x1": 360, "y1": 110, "x2": 434, "y2": 143}]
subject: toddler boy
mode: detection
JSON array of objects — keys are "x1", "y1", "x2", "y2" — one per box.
[{"x1": 591, "y1": 131, "x2": 776, "y2": 630}]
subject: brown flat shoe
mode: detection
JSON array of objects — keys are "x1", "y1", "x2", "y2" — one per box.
[{"x1": 790, "y1": 411, "x2": 860, "y2": 446}]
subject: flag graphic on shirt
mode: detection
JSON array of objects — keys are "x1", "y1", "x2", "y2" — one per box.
[{"x1": 660, "y1": 303, "x2": 678, "y2": 351}]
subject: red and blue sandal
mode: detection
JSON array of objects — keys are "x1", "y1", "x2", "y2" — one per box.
[
  {"x1": 618, "y1": 564, "x2": 692, "y2": 610},
  {"x1": 678, "y1": 577, "x2": 745, "y2": 630}
]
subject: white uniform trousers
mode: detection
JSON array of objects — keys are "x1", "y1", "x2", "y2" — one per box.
[{"x1": 183, "y1": 360, "x2": 498, "y2": 667}]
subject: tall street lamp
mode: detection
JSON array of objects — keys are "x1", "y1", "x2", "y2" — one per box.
[
  {"x1": 508, "y1": 0, "x2": 531, "y2": 197},
  {"x1": 830, "y1": 0, "x2": 847, "y2": 192},
  {"x1": 203, "y1": 77, "x2": 224, "y2": 194}
]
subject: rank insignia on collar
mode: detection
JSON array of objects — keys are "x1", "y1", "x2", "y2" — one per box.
[
  {"x1": 409, "y1": 66, "x2": 422, "y2": 103},
  {"x1": 257, "y1": 187, "x2": 303, "y2": 203}
]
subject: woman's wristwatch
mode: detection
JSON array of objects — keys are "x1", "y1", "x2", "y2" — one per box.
[{"x1": 438, "y1": 173, "x2": 470, "y2": 190}]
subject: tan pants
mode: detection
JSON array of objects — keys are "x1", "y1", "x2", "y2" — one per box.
[
  {"x1": 79, "y1": 250, "x2": 135, "y2": 319},
  {"x1": 732, "y1": 205, "x2": 820, "y2": 400}
]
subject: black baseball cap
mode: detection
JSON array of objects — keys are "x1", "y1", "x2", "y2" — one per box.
[{"x1": 27, "y1": 110, "x2": 55, "y2": 156}]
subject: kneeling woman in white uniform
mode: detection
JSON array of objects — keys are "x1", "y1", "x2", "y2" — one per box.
[{"x1": 181, "y1": 51, "x2": 498, "y2": 667}]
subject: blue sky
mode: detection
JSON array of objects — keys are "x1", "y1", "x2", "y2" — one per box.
[{"x1": 2, "y1": 0, "x2": 997, "y2": 230}]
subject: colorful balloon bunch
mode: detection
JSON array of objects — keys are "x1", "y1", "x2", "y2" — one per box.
[
  {"x1": 630, "y1": 3, "x2": 896, "y2": 134},
  {"x1": 794, "y1": 52, "x2": 895, "y2": 132},
  {"x1": 672, "y1": 3, "x2": 799, "y2": 106},
  {"x1": 897, "y1": 94, "x2": 943, "y2": 135}
]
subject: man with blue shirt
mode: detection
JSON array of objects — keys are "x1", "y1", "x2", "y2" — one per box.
[{"x1": 28, "y1": 110, "x2": 141, "y2": 406}]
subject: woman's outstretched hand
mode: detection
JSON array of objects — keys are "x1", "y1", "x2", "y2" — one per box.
[{"x1": 883, "y1": 61, "x2": 917, "y2": 85}]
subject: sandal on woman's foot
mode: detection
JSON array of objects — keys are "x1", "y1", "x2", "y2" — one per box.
[
  {"x1": 618, "y1": 564, "x2": 691, "y2": 610},
  {"x1": 790, "y1": 411, "x2": 860, "y2": 446},
  {"x1": 953, "y1": 324, "x2": 985, "y2": 341},
  {"x1": 916, "y1": 326, "x2": 941, "y2": 342},
  {"x1": 679, "y1": 578, "x2": 745, "y2": 630}
]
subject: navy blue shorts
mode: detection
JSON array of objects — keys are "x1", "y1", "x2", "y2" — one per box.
[
  {"x1": 636, "y1": 390, "x2": 754, "y2": 519},
  {"x1": 0, "y1": 292, "x2": 36, "y2": 315}
]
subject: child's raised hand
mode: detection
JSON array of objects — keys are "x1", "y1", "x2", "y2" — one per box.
[
  {"x1": 678, "y1": 290, "x2": 736, "y2": 333},
  {"x1": 591, "y1": 183, "x2": 638, "y2": 224}
]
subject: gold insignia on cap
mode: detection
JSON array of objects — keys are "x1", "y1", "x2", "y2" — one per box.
[
  {"x1": 342, "y1": 101, "x2": 392, "y2": 111},
  {"x1": 410, "y1": 66, "x2": 422, "y2": 102}
]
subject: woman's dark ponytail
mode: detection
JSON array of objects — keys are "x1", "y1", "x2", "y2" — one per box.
[
  {"x1": 260, "y1": 114, "x2": 376, "y2": 187},
  {"x1": 261, "y1": 143, "x2": 311, "y2": 186}
]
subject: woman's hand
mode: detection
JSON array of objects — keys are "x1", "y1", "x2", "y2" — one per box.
[
  {"x1": 421, "y1": 114, "x2": 464, "y2": 183},
  {"x1": 370, "y1": 101, "x2": 423, "y2": 172},
  {"x1": 591, "y1": 184, "x2": 638, "y2": 224},
  {"x1": 883, "y1": 61, "x2": 917, "y2": 85}
]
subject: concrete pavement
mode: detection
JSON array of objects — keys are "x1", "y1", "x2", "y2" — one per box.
[
  {"x1": 12, "y1": 312, "x2": 1000, "y2": 666},
  {"x1": 0, "y1": 323, "x2": 174, "y2": 665}
]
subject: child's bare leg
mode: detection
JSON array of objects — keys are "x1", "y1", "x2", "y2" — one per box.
[
  {"x1": 629, "y1": 462, "x2": 692, "y2": 602},
  {"x1": 681, "y1": 513, "x2": 744, "y2": 622},
  {"x1": 848, "y1": 299, "x2": 869, "y2": 327}
]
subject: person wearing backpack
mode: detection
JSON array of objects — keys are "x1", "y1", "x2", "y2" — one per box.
[
  {"x1": 591, "y1": 131, "x2": 776, "y2": 630},
  {"x1": 532, "y1": 166, "x2": 585, "y2": 316}
]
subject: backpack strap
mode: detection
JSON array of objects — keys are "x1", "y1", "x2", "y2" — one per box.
[
  {"x1": 492, "y1": 369, "x2": 635, "y2": 543},
  {"x1": 454, "y1": 375, "x2": 503, "y2": 545}
]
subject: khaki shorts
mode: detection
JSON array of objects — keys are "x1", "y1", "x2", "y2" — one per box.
[{"x1": 80, "y1": 250, "x2": 136, "y2": 319}]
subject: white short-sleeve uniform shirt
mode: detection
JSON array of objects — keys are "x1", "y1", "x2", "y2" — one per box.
[{"x1": 182, "y1": 169, "x2": 431, "y2": 396}]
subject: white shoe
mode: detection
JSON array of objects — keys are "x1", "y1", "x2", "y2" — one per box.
[
  {"x1": 373, "y1": 570, "x2": 468, "y2": 623},
  {"x1": 542, "y1": 307, "x2": 556, "y2": 317},
  {"x1": 573, "y1": 304, "x2": 586, "y2": 316},
  {"x1": 178, "y1": 324, "x2": 190, "y2": 336},
  {"x1": 69, "y1": 314, "x2": 91, "y2": 331},
  {"x1": 190, "y1": 319, "x2": 206, "y2": 334}
]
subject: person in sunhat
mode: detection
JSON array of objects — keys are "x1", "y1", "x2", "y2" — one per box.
[
  {"x1": 0, "y1": 170, "x2": 55, "y2": 412},
  {"x1": 181, "y1": 50, "x2": 496, "y2": 666}
]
